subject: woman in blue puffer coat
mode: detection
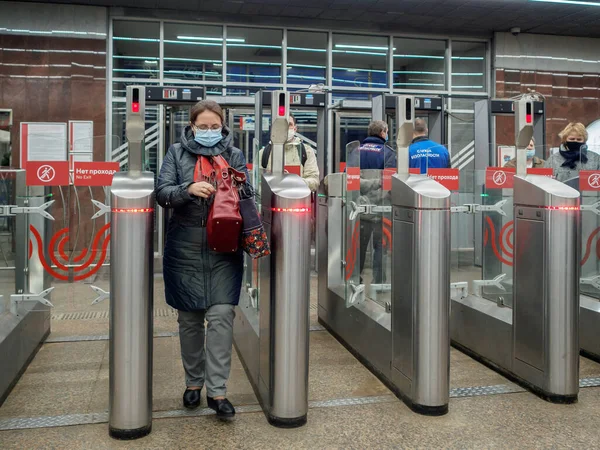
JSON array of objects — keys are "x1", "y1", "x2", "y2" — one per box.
[{"x1": 156, "y1": 99, "x2": 250, "y2": 420}]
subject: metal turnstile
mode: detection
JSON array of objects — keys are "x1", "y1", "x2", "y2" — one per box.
[
  {"x1": 473, "y1": 98, "x2": 546, "y2": 268},
  {"x1": 451, "y1": 99, "x2": 580, "y2": 403},
  {"x1": 109, "y1": 86, "x2": 155, "y2": 439},
  {"x1": 233, "y1": 91, "x2": 312, "y2": 427},
  {"x1": 318, "y1": 95, "x2": 451, "y2": 415}
]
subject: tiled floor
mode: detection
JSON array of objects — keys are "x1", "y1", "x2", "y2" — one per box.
[{"x1": 2, "y1": 272, "x2": 600, "y2": 449}]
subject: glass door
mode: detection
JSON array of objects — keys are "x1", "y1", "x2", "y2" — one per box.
[
  {"x1": 333, "y1": 112, "x2": 370, "y2": 172},
  {"x1": 156, "y1": 106, "x2": 190, "y2": 257}
]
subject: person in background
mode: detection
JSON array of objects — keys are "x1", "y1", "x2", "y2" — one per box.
[
  {"x1": 503, "y1": 138, "x2": 544, "y2": 169},
  {"x1": 156, "y1": 100, "x2": 251, "y2": 420},
  {"x1": 347, "y1": 120, "x2": 396, "y2": 285},
  {"x1": 257, "y1": 114, "x2": 320, "y2": 192},
  {"x1": 545, "y1": 122, "x2": 600, "y2": 182},
  {"x1": 409, "y1": 118, "x2": 450, "y2": 173}
]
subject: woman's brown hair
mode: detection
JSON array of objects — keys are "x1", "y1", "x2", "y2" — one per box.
[{"x1": 190, "y1": 100, "x2": 224, "y2": 125}]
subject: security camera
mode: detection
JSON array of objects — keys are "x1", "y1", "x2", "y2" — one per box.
[{"x1": 511, "y1": 27, "x2": 521, "y2": 36}]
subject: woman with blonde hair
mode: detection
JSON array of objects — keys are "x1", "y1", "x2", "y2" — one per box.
[{"x1": 545, "y1": 122, "x2": 599, "y2": 182}]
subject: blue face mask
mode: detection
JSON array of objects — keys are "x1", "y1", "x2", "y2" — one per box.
[
  {"x1": 194, "y1": 128, "x2": 223, "y2": 148},
  {"x1": 384, "y1": 134, "x2": 389, "y2": 143},
  {"x1": 526, "y1": 150, "x2": 535, "y2": 158}
]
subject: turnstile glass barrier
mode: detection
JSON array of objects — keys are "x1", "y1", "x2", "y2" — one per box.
[
  {"x1": 0, "y1": 171, "x2": 18, "y2": 315},
  {"x1": 580, "y1": 189, "x2": 600, "y2": 299},
  {"x1": 480, "y1": 181, "x2": 514, "y2": 305},
  {"x1": 576, "y1": 179, "x2": 600, "y2": 361},
  {"x1": 342, "y1": 168, "x2": 391, "y2": 327}
]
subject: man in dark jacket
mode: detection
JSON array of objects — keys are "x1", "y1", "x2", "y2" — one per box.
[
  {"x1": 409, "y1": 118, "x2": 450, "y2": 173},
  {"x1": 347, "y1": 120, "x2": 396, "y2": 285}
]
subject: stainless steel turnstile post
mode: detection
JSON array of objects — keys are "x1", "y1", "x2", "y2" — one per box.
[
  {"x1": 109, "y1": 85, "x2": 155, "y2": 439},
  {"x1": 259, "y1": 91, "x2": 311, "y2": 427},
  {"x1": 391, "y1": 96, "x2": 451, "y2": 415},
  {"x1": 512, "y1": 175, "x2": 580, "y2": 402}
]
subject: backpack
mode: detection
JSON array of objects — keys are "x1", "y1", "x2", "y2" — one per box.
[{"x1": 260, "y1": 141, "x2": 307, "y2": 169}]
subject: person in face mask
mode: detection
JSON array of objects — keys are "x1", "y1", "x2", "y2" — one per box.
[
  {"x1": 257, "y1": 114, "x2": 320, "y2": 192},
  {"x1": 156, "y1": 100, "x2": 252, "y2": 420},
  {"x1": 544, "y1": 122, "x2": 600, "y2": 183},
  {"x1": 504, "y1": 138, "x2": 544, "y2": 169}
]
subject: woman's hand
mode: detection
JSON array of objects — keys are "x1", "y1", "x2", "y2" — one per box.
[{"x1": 188, "y1": 181, "x2": 216, "y2": 199}]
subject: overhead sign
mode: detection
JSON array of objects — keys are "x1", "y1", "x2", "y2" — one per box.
[
  {"x1": 73, "y1": 162, "x2": 120, "y2": 186},
  {"x1": 26, "y1": 161, "x2": 70, "y2": 186},
  {"x1": 580, "y1": 170, "x2": 600, "y2": 191}
]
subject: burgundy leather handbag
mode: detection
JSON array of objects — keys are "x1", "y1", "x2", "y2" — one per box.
[{"x1": 195, "y1": 155, "x2": 246, "y2": 253}]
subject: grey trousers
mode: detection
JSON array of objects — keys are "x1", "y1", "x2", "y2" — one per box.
[{"x1": 177, "y1": 304, "x2": 236, "y2": 398}]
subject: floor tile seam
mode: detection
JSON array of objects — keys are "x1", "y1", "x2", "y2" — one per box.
[
  {"x1": 3, "y1": 380, "x2": 600, "y2": 431},
  {"x1": 0, "y1": 395, "x2": 395, "y2": 431}
]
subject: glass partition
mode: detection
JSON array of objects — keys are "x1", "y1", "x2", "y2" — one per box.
[
  {"x1": 163, "y1": 23, "x2": 223, "y2": 83},
  {"x1": 287, "y1": 31, "x2": 327, "y2": 87},
  {"x1": 393, "y1": 38, "x2": 446, "y2": 91},
  {"x1": 451, "y1": 41, "x2": 486, "y2": 93},
  {"x1": 226, "y1": 27, "x2": 283, "y2": 85},
  {"x1": 332, "y1": 34, "x2": 388, "y2": 90},
  {"x1": 112, "y1": 20, "x2": 160, "y2": 80}
]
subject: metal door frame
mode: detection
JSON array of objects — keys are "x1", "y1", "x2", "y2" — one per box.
[{"x1": 333, "y1": 111, "x2": 371, "y2": 173}]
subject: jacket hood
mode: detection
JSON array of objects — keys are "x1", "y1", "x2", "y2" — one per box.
[{"x1": 180, "y1": 125, "x2": 234, "y2": 156}]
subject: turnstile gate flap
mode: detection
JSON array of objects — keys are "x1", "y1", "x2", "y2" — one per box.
[
  {"x1": 262, "y1": 173, "x2": 312, "y2": 203},
  {"x1": 391, "y1": 174, "x2": 451, "y2": 209},
  {"x1": 514, "y1": 175, "x2": 579, "y2": 207}
]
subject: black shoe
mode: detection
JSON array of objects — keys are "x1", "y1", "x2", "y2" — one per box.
[
  {"x1": 183, "y1": 388, "x2": 202, "y2": 409},
  {"x1": 207, "y1": 396, "x2": 236, "y2": 419}
]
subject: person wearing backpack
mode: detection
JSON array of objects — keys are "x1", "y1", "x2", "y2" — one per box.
[{"x1": 257, "y1": 114, "x2": 320, "y2": 192}]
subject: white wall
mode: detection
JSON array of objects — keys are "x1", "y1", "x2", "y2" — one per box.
[
  {"x1": 495, "y1": 32, "x2": 600, "y2": 74},
  {"x1": 0, "y1": 1, "x2": 107, "y2": 39}
]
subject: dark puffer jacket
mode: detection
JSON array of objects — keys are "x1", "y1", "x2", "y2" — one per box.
[{"x1": 156, "y1": 125, "x2": 250, "y2": 311}]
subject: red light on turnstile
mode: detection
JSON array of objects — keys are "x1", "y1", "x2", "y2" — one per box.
[
  {"x1": 112, "y1": 208, "x2": 154, "y2": 213},
  {"x1": 525, "y1": 103, "x2": 532, "y2": 124},
  {"x1": 272, "y1": 207, "x2": 311, "y2": 213},
  {"x1": 544, "y1": 206, "x2": 579, "y2": 211},
  {"x1": 277, "y1": 92, "x2": 286, "y2": 116},
  {"x1": 131, "y1": 87, "x2": 140, "y2": 113}
]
